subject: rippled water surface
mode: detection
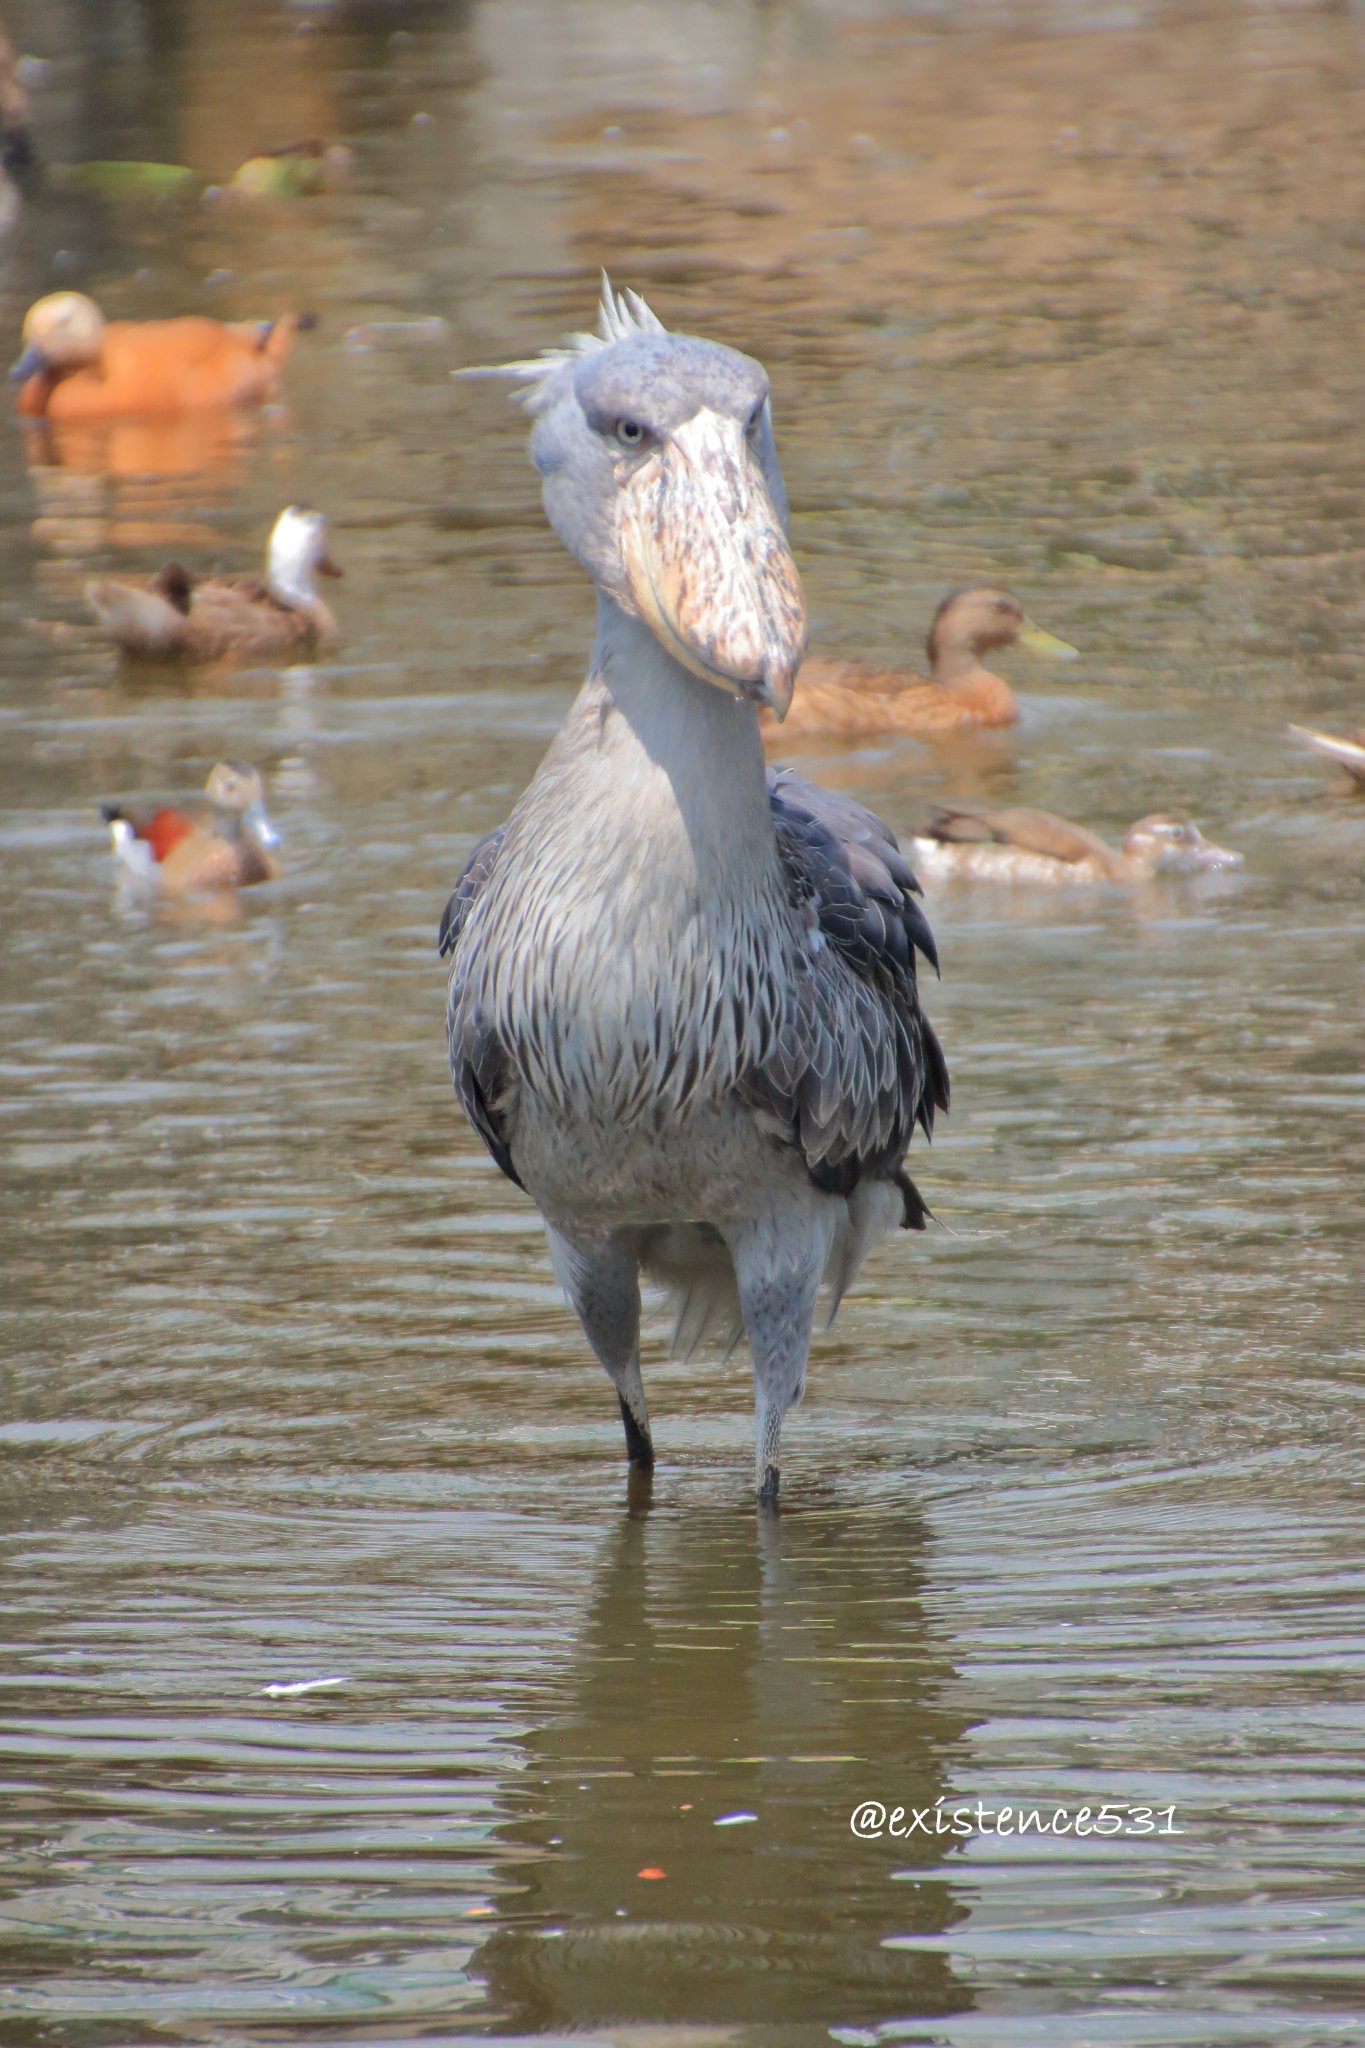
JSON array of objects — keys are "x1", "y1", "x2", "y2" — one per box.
[{"x1": 2, "y1": 2, "x2": 1363, "y2": 2043}]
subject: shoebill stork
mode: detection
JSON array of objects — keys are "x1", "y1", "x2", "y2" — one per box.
[{"x1": 441, "y1": 284, "x2": 948, "y2": 1502}]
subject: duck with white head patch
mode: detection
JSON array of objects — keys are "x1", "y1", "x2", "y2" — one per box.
[
  {"x1": 85, "y1": 505, "x2": 342, "y2": 663},
  {"x1": 440, "y1": 282, "x2": 948, "y2": 1504}
]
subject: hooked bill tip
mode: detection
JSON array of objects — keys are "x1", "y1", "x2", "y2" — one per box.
[{"x1": 762, "y1": 656, "x2": 796, "y2": 721}]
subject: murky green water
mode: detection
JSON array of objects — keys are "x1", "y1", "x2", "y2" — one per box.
[{"x1": 2, "y1": 2, "x2": 1362, "y2": 2043}]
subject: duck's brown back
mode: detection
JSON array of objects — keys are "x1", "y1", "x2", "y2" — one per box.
[
  {"x1": 928, "y1": 803, "x2": 1123, "y2": 874},
  {"x1": 179, "y1": 575, "x2": 327, "y2": 661},
  {"x1": 769, "y1": 657, "x2": 1017, "y2": 741}
]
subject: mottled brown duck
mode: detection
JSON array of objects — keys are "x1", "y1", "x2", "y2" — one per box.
[{"x1": 85, "y1": 506, "x2": 341, "y2": 661}]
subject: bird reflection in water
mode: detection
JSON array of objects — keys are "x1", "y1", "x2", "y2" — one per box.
[
  {"x1": 467, "y1": 1498, "x2": 972, "y2": 2033},
  {"x1": 22, "y1": 413, "x2": 283, "y2": 629}
]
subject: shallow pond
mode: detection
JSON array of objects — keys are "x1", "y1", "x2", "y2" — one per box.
[{"x1": 1, "y1": 2, "x2": 1362, "y2": 2043}]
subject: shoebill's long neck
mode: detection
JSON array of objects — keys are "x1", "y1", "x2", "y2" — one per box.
[
  {"x1": 480, "y1": 595, "x2": 789, "y2": 1119},
  {"x1": 565, "y1": 594, "x2": 781, "y2": 896}
]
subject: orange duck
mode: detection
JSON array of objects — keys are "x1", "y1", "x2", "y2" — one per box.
[
  {"x1": 768, "y1": 584, "x2": 1077, "y2": 742},
  {"x1": 12, "y1": 292, "x2": 312, "y2": 419},
  {"x1": 101, "y1": 761, "x2": 281, "y2": 894}
]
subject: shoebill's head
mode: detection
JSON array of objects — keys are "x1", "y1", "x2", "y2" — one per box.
[{"x1": 468, "y1": 279, "x2": 808, "y2": 719}]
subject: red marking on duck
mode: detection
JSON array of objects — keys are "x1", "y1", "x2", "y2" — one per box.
[
  {"x1": 139, "y1": 808, "x2": 196, "y2": 863},
  {"x1": 100, "y1": 761, "x2": 282, "y2": 895}
]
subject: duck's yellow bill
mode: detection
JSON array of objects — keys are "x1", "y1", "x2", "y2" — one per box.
[{"x1": 1018, "y1": 618, "x2": 1079, "y2": 660}]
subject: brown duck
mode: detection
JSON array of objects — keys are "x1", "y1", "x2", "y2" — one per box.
[
  {"x1": 766, "y1": 584, "x2": 1077, "y2": 742},
  {"x1": 86, "y1": 505, "x2": 341, "y2": 661},
  {"x1": 911, "y1": 804, "x2": 1242, "y2": 885},
  {"x1": 101, "y1": 761, "x2": 281, "y2": 893}
]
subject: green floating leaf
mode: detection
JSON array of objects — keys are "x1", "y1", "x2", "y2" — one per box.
[{"x1": 60, "y1": 160, "x2": 199, "y2": 196}]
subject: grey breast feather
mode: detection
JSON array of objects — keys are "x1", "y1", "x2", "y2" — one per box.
[{"x1": 439, "y1": 775, "x2": 947, "y2": 1215}]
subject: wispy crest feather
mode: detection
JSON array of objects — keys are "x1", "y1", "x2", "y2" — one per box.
[{"x1": 457, "y1": 271, "x2": 667, "y2": 411}]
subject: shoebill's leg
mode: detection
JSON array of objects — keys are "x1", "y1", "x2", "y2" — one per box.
[
  {"x1": 544, "y1": 1226, "x2": 653, "y2": 1471},
  {"x1": 726, "y1": 1195, "x2": 836, "y2": 1506}
]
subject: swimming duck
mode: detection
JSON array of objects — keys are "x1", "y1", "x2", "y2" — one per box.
[
  {"x1": 441, "y1": 284, "x2": 946, "y2": 1504},
  {"x1": 85, "y1": 506, "x2": 342, "y2": 661},
  {"x1": 911, "y1": 803, "x2": 1242, "y2": 884},
  {"x1": 767, "y1": 584, "x2": 1077, "y2": 741},
  {"x1": 12, "y1": 292, "x2": 312, "y2": 418},
  {"x1": 101, "y1": 761, "x2": 281, "y2": 892},
  {"x1": 1288, "y1": 723, "x2": 1365, "y2": 791}
]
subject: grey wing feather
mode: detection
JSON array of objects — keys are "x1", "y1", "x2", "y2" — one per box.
[
  {"x1": 758, "y1": 768, "x2": 949, "y2": 1218},
  {"x1": 440, "y1": 823, "x2": 524, "y2": 1191},
  {"x1": 439, "y1": 823, "x2": 507, "y2": 959}
]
